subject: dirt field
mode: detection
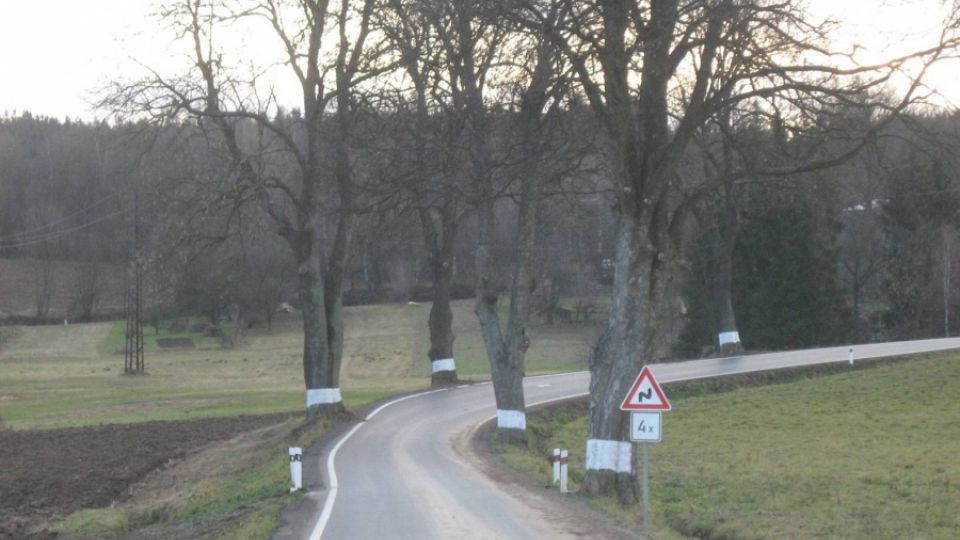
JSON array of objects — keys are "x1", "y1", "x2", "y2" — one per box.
[{"x1": 0, "y1": 414, "x2": 291, "y2": 539}]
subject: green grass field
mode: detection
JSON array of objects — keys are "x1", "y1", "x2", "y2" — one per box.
[
  {"x1": 496, "y1": 352, "x2": 960, "y2": 539},
  {"x1": 0, "y1": 299, "x2": 600, "y2": 429},
  {"x1": 98, "y1": 317, "x2": 236, "y2": 354}
]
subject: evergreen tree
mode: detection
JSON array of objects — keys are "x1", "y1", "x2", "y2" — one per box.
[
  {"x1": 881, "y1": 151, "x2": 960, "y2": 338},
  {"x1": 733, "y1": 185, "x2": 853, "y2": 349}
]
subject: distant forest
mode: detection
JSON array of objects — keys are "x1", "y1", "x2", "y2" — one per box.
[{"x1": 1, "y1": 109, "x2": 958, "y2": 353}]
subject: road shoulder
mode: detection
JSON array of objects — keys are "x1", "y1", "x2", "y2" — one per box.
[{"x1": 459, "y1": 407, "x2": 646, "y2": 540}]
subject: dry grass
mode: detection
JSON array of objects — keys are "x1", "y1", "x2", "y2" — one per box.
[{"x1": 0, "y1": 299, "x2": 600, "y2": 430}]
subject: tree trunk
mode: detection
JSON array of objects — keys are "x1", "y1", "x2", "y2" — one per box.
[
  {"x1": 309, "y1": 85, "x2": 356, "y2": 413},
  {"x1": 292, "y1": 185, "x2": 351, "y2": 417},
  {"x1": 710, "y1": 218, "x2": 742, "y2": 355},
  {"x1": 427, "y1": 279, "x2": 457, "y2": 385},
  {"x1": 421, "y1": 206, "x2": 459, "y2": 386},
  {"x1": 297, "y1": 239, "x2": 342, "y2": 416},
  {"x1": 475, "y1": 196, "x2": 529, "y2": 444},
  {"x1": 707, "y1": 113, "x2": 744, "y2": 355},
  {"x1": 473, "y1": 42, "x2": 552, "y2": 442},
  {"x1": 582, "y1": 212, "x2": 671, "y2": 503}
]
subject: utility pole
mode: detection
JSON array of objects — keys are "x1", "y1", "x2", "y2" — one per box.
[{"x1": 124, "y1": 184, "x2": 145, "y2": 374}]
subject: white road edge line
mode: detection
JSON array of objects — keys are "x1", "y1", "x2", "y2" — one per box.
[
  {"x1": 525, "y1": 370, "x2": 589, "y2": 380},
  {"x1": 308, "y1": 378, "x2": 588, "y2": 539},
  {"x1": 308, "y1": 388, "x2": 449, "y2": 540},
  {"x1": 308, "y1": 422, "x2": 362, "y2": 540}
]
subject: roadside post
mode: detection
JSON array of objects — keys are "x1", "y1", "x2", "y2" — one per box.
[
  {"x1": 621, "y1": 366, "x2": 671, "y2": 529},
  {"x1": 552, "y1": 448, "x2": 561, "y2": 484},
  {"x1": 289, "y1": 446, "x2": 303, "y2": 492},
  {"x1": 559, "y1": 449, "x2": 569, "y2": 494}
]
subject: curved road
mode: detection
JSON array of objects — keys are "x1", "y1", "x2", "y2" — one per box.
[{"x1": 275, "y1": 338, "x2": 960, "y2": 539}]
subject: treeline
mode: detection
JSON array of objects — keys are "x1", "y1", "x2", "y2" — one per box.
[
  {"x1": 3, "y1": 109, "x2": 959, "y2": 347},
  {"x1": 0, "y1": 114, "x2": 133, "y2": 320},
  {"x1": 677, "y1": 114, "x2": 960, "y2": 353},
  {"x1": 0, "y1": 112, "x2": 615, "y2": 324}
]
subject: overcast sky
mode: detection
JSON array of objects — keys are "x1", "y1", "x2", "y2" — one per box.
[{"x1": 1, "y1": 0, "x2": 957, "y2": 120}]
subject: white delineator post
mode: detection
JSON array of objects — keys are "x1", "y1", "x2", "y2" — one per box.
[
  {"x1": 848, "y1": 347, "x2": 854, "y2": 364},
  {"x1": 552, "y1": 448, "x2": 561, "y2": 484},
  {"x1": 289, "y1": 446, "x2": 303, "y2": 492},
  {"x1": 559, "y1": 449, "x2": 569, "y2": 494}
]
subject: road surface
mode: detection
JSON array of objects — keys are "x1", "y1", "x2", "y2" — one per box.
[{"x1": 275, "y1": 338, "x2": 960, "y2": 539}]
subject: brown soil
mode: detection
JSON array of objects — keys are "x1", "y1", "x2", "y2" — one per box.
[{"x1": 0, "y1": 414, "x2": 293, "y2": 539}]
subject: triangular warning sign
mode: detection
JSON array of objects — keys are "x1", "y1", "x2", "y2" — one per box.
[{"x1": 620, "y1": 366, "x2": 671, "y2": 411}]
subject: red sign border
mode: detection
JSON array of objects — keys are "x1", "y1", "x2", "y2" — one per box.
[{"x1": 620, "y1": 366, "x2": 671, "y2": 411}]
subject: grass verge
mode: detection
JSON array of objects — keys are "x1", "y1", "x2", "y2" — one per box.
[{"x1": 493, "y1": 352, "x2": 960, "y2": 539}]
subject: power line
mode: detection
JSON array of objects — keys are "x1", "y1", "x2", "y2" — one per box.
[
  {"x1": 0, "y1": 208, "x2": 128, "y2": 249},
  {"x1": 0, "y1": 193, "x2": 120, "y2": 243}
]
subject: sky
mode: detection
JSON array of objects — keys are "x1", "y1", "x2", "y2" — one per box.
[
  {"x1": 0, "y1": 0, "x2": 957, "y2": 120},
  {"x1": 0, "y1": 0, "x2": 161, "y2": 119}
]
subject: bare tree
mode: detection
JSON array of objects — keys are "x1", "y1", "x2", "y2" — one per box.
[
  {"x1": 33, "y1": 254, "x2": 54, "y2": 320},
  {"x1": 106, "y1": 0, "x2": 388, "y2": 414},
  {"x1": 417, "y1": 0, "x2": 572, "y2": 442},
  {"x1": 380, "y1": 0, "x2": 467, "y2": 386},
  {"x1": 537, "y1": 0, "x2": 960, "y2": 500},
  {"x1": 29, "y1": 208, "x2": 60, "y2": 319},
  {"x1": 70, "y1": 260, "x2": 101, "y2": 320},
  {"x1": 693, "y1": 110, "x2": 745, "y2": 354}
]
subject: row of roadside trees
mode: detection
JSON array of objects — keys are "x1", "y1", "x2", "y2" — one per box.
[{"x1": 3, "y1": 0, "x2": 959, "y2": 500}]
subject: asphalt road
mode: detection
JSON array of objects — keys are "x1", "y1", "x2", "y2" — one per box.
[{"x1": 277, "y1": 337, "x2": 960, "y2": 540}]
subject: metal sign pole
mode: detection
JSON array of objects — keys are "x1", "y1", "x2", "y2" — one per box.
[
  {"x1": 622, "y1": 366, "x2": 669, "y2": 531},
  {"x1": 642, "y1": 442, "x2": 650, "y2": 528}
]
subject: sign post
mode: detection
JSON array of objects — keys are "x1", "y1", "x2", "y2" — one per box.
[
  {"x1": 621, "y1": 366, "x2": 671, "y2": 529},
  {"x1": 642, "y1": 443, "x2": 650, "y2": 527}
]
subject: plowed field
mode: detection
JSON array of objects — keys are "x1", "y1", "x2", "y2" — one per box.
[{"x1": 0, "y1": 414, "x2": 290, "y2": 539}]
